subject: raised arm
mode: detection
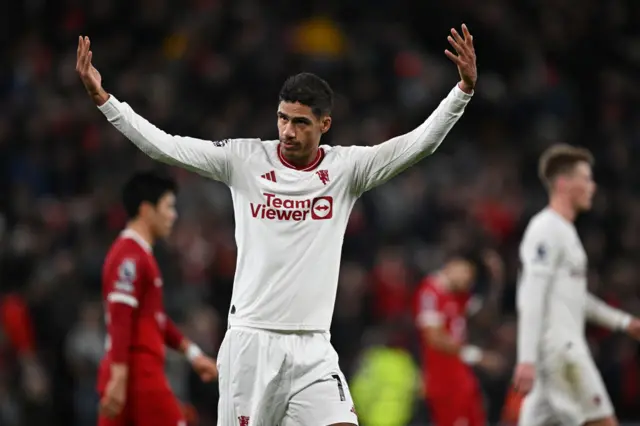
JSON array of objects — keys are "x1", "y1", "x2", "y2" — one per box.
[
  {"x1": 98, "y1": 97, "x2": 236, "y2": 182},
  {"x1": 76, "y1": 36, "x2": 243, "y2": 184},
  {"x1": 349, "y1": 24, "x2": 476, "y2": 195}
]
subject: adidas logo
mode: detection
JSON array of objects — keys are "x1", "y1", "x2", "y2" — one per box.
[{"x1": 261, "y1": 171, "x2": 277, "y2": 182}]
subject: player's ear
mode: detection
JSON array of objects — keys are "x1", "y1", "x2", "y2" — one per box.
[
  {"x1": 138, "y1": 201, "x2": 154, "y2": 218},
  {"x1": 320, "y1": 116, "x2": 332, "y2": 134}
]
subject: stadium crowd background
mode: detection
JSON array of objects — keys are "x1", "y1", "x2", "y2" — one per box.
[{"x1": 2, "y1": 0, "x2": 640, "y2": 425}]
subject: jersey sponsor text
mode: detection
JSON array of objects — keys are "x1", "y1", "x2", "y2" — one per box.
[{"x1": 250, "y1": 193, "x2": 333, "y2": 221}]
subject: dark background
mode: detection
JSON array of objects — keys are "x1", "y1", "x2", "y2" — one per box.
[{"x1": 2, "y1": 0, "x2": 640, "y2": 425}]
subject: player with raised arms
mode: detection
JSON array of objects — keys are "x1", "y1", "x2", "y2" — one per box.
[
  {"x1": 77, "y1": 24, "x2": 477, "y2": 426},
  {"x1": 514, "y1": 144, "x2": 640, "y2": 426}
]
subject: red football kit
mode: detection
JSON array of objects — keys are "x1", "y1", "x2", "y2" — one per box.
[
  {"x1": 414, "y1": 275, "x2": 485, "y2": 426},
  {"x1": 97, "y1": 229, "x2": 186, "y2": 426}
]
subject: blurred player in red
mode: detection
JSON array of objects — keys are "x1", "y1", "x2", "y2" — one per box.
[
  {"x1": 414, "y1": 254, "x2": 503, "y2": 426},
  {"x1": 0, "y1": 293, "x2": 48, "y2": 399},
  {"x1": 97, "y1": 172, "x2": 218, "y2": 426}
]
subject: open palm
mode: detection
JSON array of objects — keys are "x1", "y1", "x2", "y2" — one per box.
[
  {"x1": 76, "y1": 36, "x2": 106, "y2": 102},
  {"x1": 444, "y1": 24, "x2": 477, "y2": 93}
]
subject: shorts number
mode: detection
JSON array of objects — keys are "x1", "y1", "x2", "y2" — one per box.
[{"x1": 332, "y1": 374, "x2": 346, "y2": 401}]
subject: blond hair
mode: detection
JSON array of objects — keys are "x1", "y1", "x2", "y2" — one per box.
[{"x1": 538, "y1": 144, "x2": 594, "y2": 188}]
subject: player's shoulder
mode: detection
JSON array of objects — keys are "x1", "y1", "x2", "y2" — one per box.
[
  {"x1": 217, "y1": 137, "x2": 264, "y2": 156},
  {"x1": 416, "y1": 277, "x2": 447, "y2": 314},
  {"x1": 103, "y1": 237, "x2": 155, "y2": 288},
  {"x1": 417, "y1": 276, "x2": 441, "y2": 297},
  {"x1": 523, "y1": 208, "x2": 570, "y2": 238},
  {"x1": 107, "y1": 237, "x2": 144, "y2": 257},
  {"x1": 105, "y1": 234, "x2": 152, "y2": 270},
  {"x1": 324, "y1": 144, "x2": 366, "y2": 160},
  {"x1": 520, "y1": 209, "x2": 571, "y2": 260}
]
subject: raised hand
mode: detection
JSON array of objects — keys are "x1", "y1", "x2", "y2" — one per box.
[
  {"x1": 444, "y1": 24, "x2": 477, "y2": 94},
  {"x1": 76, "y1": 36, "x2": 109, "y2": 105}
]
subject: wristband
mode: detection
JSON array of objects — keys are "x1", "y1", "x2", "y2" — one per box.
[
  {"x1": 186, "y1": 343, "x2": 203, "y2": 363},
  {"x1": 460, "y1": 345, "x2": 483, "y2": 365}
]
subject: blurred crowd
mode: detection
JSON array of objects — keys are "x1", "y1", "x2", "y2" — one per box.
[{"x1": 2, "y1": 0, "x2": 640, "y2": 425}]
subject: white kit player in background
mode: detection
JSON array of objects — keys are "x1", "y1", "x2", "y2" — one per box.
[
  {"x1": 77, "y1": 23, "x2": 477, "y2": 426},
  {"x1": 514, "y1": 144, "x2": 640, "y2": 426}
]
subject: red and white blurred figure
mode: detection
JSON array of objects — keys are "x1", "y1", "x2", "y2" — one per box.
[{"x1": 414, "y1": 254, "x2": 504, "y2": 426}]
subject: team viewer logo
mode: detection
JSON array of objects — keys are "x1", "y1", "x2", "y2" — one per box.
[
  {"x1": 311, "y1": 196, "x2": 333, "y2": 219},
  {"x1": 251, "y1": 193, "x2": 333, "y2": 221}
]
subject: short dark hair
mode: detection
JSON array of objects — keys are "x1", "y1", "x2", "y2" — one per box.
[
  {"x1": 538, "y1": 144, "x2": 594, "y2": 188},
  {"x1": 446, "y1": 249, "x2": 489, "y2": 291},
  {"x1": 122, "y1": 171, "x2": 177, "y2": 219},
  {"x1": 279, "y1": 72, "x2": 334, "y2": 117}
]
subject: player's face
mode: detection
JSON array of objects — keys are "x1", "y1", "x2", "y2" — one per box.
[
  {"x1": 567, "y1": 162, "x2": 596, "y2": 211},
  {"x1": 151, "y1": 192, "x2": 178, "y2": 238},
  {"x1": 277, "y1": 102, "x2": 331, "y2": 165},
  {"x1": 446, "y1": 259, "x2": 476, "y2": 292}
]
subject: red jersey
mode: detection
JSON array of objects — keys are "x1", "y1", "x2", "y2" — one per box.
[
  {"x1": 98, "y1": 229, "x2": 183, "y2": 392},
  {"x1": 414, "y1": 275, "x2": 474, "y2": 396}
]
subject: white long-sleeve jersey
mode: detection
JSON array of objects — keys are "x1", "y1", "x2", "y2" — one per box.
[
  {"x1": 98, "y1": 85, "x2": 472, "y2": 331},
  {"x1": 517, "y1": 207, "x2": 631, "y2": 364}
]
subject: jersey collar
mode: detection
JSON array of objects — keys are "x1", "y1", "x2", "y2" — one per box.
[
  {"x1": 121, "y1": 229, "x2": 153, "y2": 253},
  {"x1": 277, "y1": 144, "x2": 325, "y2": 171}
]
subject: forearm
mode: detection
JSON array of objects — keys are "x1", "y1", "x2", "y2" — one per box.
[
  {"x1": 108, "y1": 303, "x2": 134, "y2": 365},
  {"x1": 98, "y1": 96, "x2": 200, "y2": 166},
  {"x1": 164, "y1": 318, "x2": 186, "y2": 351},
  {"x1": 400, "y1": 84, "x2": 472, "y2": 157},
  {"x1": 91, "y1": 87, "x2": 109, "y2": 106},
  {"x1": 425, "y1": 331, "x2": 462, "y2": 355},
  {"x1": 353, "y1": 85, "x2": 472, "y2": 193},
  {"x1": 516, "y1": 273, "x2": 550, "y2": 364},
  {"x1": 422, "y1": 329, "x2": 482, "y2": 365},
  {"x1": 385, "y1": 85, "x2": 471, "y2": 162},
  {"x1": 165, "y1": 318, "x2": 205, "y2": 362},
  {"x1": 109, "y1": 363, "x2": 129, "y2": 383},
  {"x1": 96, "y1": 96, "x2": 230, "y2": 181},
  {"x1": 585, "y1": 293, "x2": 632, "y2": 331}
]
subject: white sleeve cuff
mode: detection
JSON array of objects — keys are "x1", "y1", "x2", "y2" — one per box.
[
  {"x1": 186, "y1": 343, "x2": 203, "y2": 363},
  {"x1": 416, "y1": 311, "x2": 444, "y2": 328},
  {"x1": 97, "y1": 94, "x2": 121, "y2": 120},
  {"x1": 453, "y1": 84, "x2": 474, "y2": 99},
  {"x1": 460, "y1": 345, "x2": 482, "y2": 365}
]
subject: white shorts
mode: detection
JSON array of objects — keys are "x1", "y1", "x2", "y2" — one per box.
[
  {"x1": 519, "y1": 343, "x2": 613, "y2": 426},
  {"x1": 217, "y1": 326, "x2": 359, "y2": 426}
]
